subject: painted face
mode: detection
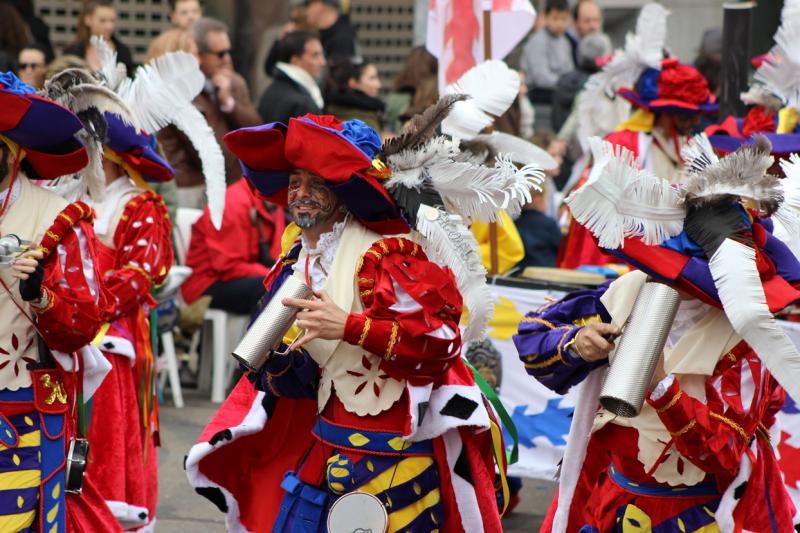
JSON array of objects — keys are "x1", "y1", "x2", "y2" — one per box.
[{"x1": 287, "y1": 170, "x2": 340, "y2": 229}]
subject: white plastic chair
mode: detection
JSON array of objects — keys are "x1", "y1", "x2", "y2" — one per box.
[
  {"x1": 155, "y1": 265, "x2": 192, "y2": 408},
  {"x1": 173, "y1": 207, "x2": 248, "y2": 403}
]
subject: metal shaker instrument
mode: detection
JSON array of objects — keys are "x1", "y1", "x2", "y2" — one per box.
[
  {"x1": 231, "y1": 275, "x2": 313, "y2": 372},
  {"x1": 598, "y1": 281, "x2": 681, "y2": 418}
]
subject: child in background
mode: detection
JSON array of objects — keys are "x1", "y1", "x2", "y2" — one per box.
[{"x1": 521, "y1": 0, "x2": 574, "y2": 105}]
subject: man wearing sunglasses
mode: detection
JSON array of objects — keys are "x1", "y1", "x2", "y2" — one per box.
[{"x1": 190, "y1": 17, "x2": 261, "y2": 190}]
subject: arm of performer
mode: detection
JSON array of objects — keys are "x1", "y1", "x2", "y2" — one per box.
[
  {"x1": 101, "y1": 194, "x2": 173, "y2": 322},
  {"x1": 646, "y1": 355, "x2": 782, "y2": 478},
  {"x1": 11, "y1": 221, "x2": 104, "y2": 353},
  {"x1": 283, "y1": 243, "x2": 463, "y2": 386},
  {"x1": 513, "y1": 283, "x2": 620, "y2": 394}
]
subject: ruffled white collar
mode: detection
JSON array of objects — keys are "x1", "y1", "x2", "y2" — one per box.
[{"x1": 296, "y1": 215, "x2": 349, "y2": 290}]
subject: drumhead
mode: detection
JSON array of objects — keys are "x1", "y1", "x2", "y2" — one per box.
[{"x1": 327, "y1": 491, "x2": 388, "y2": 533}]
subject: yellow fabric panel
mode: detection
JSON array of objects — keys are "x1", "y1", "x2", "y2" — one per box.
[
  {"x1": 0, "y1": 430, "x2": 40, "y2": 452},
  {"x1": 620, "y1": 504, "x2": 652, "y2": 531},
  {"x1": 0, "y1": 469, "x2": 41, "y2": 490},
  {"x1": 472, "y1": 211, "x2": 525, "y2": 274},
  {"x1": 0, "y1": 510, "x2": 35, "y2": 531},
  {"x1": 280, "y1": 223, "x2": 302, "y2": 258},
  {"x1": 356, "y1": 456, "x2": 434, "y2": 496},
  {"x1": 615, "y1": 109, "x2": 655, "y2": 133},
  {"x1": 388, "y1": 488, "x2": 441, "y2": 533},
  {"x1": 777, "y1": 107, "x2": 799, "y2": 134}
]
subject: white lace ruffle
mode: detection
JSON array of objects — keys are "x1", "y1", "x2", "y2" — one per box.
[{"x1": 296, "y1": 216, "x2": 349, "y2": 290}]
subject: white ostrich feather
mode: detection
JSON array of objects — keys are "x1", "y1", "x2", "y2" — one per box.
[
  {"x1": 753, "y1": 18, "x2": 800, "y2": 109},
  {"x1": 565, "y1": 137, "x2": 685, "y2": 249},
  {"x1": 384, "y1": 137, "x2": 458, "y2": 189},
  {"x1": 681, "y1": 133, "x2": 719, "y2": 176},
  {"x1": 441, "y1": 60, "x2": 519, "y2": 138},
  {"x1": 774, "y1": 153, "x2": 800, "y2": 258},
  {"x1": 415, "y1": 204, "x2": 494, "y2": 343},
  {"x1": 425, "y1": 154, "x2": 544, "y2": 223},
  {"x1": 472, "y1": 131, "x2": 558, "y2": 170},
  {"x1": 92, "y1": 35, "x2": 126, "y2": 91},
  {"x1": 681, "y1": 135, "x2": 779, "y2": 210},
  {"x1": 709, "y1": 239, "x2": 800, "y2": 403}
]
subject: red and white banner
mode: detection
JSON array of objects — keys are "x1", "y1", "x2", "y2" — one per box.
[{"x1": 426, "y1": 0, "x2": 536, "y2": 90}]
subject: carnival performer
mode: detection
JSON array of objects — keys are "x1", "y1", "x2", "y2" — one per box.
[
  {"x1": 515, "y1": 133, "x2": 800, "y2": 531},
  {"x1": 37, "y1": 42, "x2": 225, "y2": 531},
  {"x1": 0, "y1": 72, "x2": 122, "y2": 532},
  {"x1": 185, "y1": 102, "x2": 545, "y2": 532}
]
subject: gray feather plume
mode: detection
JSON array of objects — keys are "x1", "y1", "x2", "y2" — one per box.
[{"x1": 380, "y1": 93, "x2": 467, "y2": 158}]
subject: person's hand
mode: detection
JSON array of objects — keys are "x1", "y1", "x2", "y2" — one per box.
[
  {"x1": 283, "y1": 290, "x2": 348, "y2": 349},
  {"x1": 212, "y1": 71, "x2": 233, "y2": 105},
  {"x1": 573, "y1": 322, "x2": 621, "y2": 362},
  {"x1": 12, "y1": 249, "x2": 45, "y2": 301}
]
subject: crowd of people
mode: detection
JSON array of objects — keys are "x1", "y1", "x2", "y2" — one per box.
[{"x1": 2, "y1": 0, "x2": 800, "y2": 531}]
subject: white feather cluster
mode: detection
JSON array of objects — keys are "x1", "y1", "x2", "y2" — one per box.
[
  {"x1": 577, "y1": 3, "x2": 668, "y2": 146},
  {"x1": 774, "y1": 153, "x2": 800, "y2": 257},
  {"x1": 415, "y1": 204, "x2": 495, "y2": 343},
  {"x1": 565, "y1": 137, "x2": 685, "y2": 249},
  {"x1": 752, "y1": 7, "x2": 800, "y2": 109},
  {"x1": 96, "y1": 37, "x2": 226, "y2": 229},
  {"x1": 441, "y1": 60, "x2": 520, "y2": 139}
]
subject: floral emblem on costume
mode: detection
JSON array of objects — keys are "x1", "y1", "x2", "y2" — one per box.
[
  {"x1": 0, "y1": 332, "x2": 36, "y2": 380},
  {"x1": 346, "y1": 354, "x2": 391, "y2": 397},
  {"x1": 0, "y1": 72, "x2": 35, "y2": 95},
  {"x1": 341, "y1": 120, "x2": 382, "y2": 158}
]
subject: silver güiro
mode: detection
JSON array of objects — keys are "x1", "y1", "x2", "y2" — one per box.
[
  {"x1": 231, "y1": 275, "x2": 313, "y2": 372},
  {"x1": 599, "y1": 281, "x2": 681, "y2": 418}
]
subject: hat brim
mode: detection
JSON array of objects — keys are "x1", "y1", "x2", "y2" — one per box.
[
  {"x1": 709, "y1": 132, "x2": 800, "y2": 157},
  {"x1": 0, "y1": 91, "x2": 84, "y2": 150},
  {"x1": 105, "y1": 113, "x2": 174, "y2": 182},
  {"x1": 618, "y1": 88, "x2": 718, "y2": 114}
]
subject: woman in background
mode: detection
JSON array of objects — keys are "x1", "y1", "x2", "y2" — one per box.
[
  {"x1": 324, "y1": 58, "x2": 384, "y2": 130},
  {"x1": 64, "y1": 0, "x2": 135, "y2": 73}
]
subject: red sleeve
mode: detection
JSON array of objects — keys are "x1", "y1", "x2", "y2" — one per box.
[
  {"x1": 342, "y1": 238, "x2": 463, "y2": 386},
  {"x1": 646, "y1": 348, "x2": 783, "y2": 481},
  {"x1": 194, "y1": 181, "x2": 271, "y2": 281},
  {"x1": 101, "y1": 192, "x2": 174, "y2": 322},
  {"x1": 35, "y1": 205, "x2": 104, "y2": 352}
]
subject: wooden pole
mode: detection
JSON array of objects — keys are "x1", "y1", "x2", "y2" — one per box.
[
  {"x1": 483, "y1": 6, "x2": 501, "y2": 277},
  {"x1": 719, "y1": 2, "x2": 755, "y2": 119}
]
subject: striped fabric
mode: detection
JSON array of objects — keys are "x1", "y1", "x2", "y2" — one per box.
[{"x1": 0, "y1": 412, "x2": 41, "y2": 533}]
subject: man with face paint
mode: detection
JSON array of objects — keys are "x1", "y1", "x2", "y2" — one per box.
[
  {"x1": 186, "y1": 114, "x2": 505, "y2": 533},
  {"x1": 559, "y1": 58, "x2": 719, "y2": 268}
]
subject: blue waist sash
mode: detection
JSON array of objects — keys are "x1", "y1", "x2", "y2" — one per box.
[
  {"x1": 312, "y1": 417, "x2": 433, "y2": 456},
  {"x1": 608, "y1": 465, "x2": 719, "y2": 497}
]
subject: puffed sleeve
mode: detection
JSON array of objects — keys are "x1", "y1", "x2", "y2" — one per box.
[
  {"x1": 512, "y1": 282, "x2": 612, "y2": 394},
  {"x1": 34, "y1": 203, "x2": 105, "y2": 352},
  {"x1": 342, "y1": 238, "x2": 463, "y2": 386},
  {"x1": 101, "y1": 191, "x2": 173, "y2": 322}
]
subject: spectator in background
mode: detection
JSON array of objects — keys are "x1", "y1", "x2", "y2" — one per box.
[
  {"x1": 17, "y1": 43, "x2": 47, "y2": 89},
  {"x1": 495, "y1": 70, "x2": 535, "y2": 139},
  {"x1": 147, "y1": 27, "x2": 198, "y2": 60},
  {"x1": 567, "y1": 0, "x2": 603, "y2": 64},
  {"x1": 304, "y1": 0, "x2": 357, "y2": 62},
  {"x1": 258, "y1": 30, "x2": 325, "y2": 124},
  {"x1": 0, "y1": 2, "x2": 31, "y2": 68},
  {"x1": 553, "y1": 31, "x2": 611, "y2": 131},
  {"x1": 181, "y1": 179, "x2": 286, "y2": 316},
  {"x1": 169, "y1": 0, "x2": 202, "y2": 30},
  {"x1": 324, "y1": 58, "x2": 384, "y2": 130},
  {"x1": 264, "y1": 4, "x2": 312, "y2": 77},
  {"x1": 64, "y1": 0, "x2": 135, "y2": 74},
  {"x1": 521, "y1": 0, "x2": 574, "y2": 128},
  {"x1": 7, "y1": 0, "x2": 54, "y2": 61},
  {"x1": 192, "y1": 17, "x2": 261, "y2": 191},
  {"x1": 385, "y1": 46, "x2": 438, "y2": 133}
]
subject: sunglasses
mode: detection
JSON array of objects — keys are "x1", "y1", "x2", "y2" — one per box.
[
  {"x1": 19, "y1": 63, "x2": 43, "y2": 70},
  {"x1": 204, "y1": 49, "x2": 231, "y2": 59}
]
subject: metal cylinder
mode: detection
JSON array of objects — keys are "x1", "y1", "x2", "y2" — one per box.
[
  {"x1": 599, "y1": 281, "x2": 681, "y2": 418},
  {"x1": 231, "y1": 275, "x2": 312, "y2": 372}
]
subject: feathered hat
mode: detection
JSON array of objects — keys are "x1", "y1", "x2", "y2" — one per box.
[
  {"x1": 0, "y1": 71, "x2": 88, "y2": 180},
  {"x1": 707, "y1": 1, "x2": 800, "y2": 161},
  {"x1": 226, "y1": 98, "x2": 544, "y2": 341},
  {"x1": 618, "y1": 57, "x2": 718, "y2": 115},
  {"x1": 566, "y1": 132, "x2": 800, "y2": 401}
]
